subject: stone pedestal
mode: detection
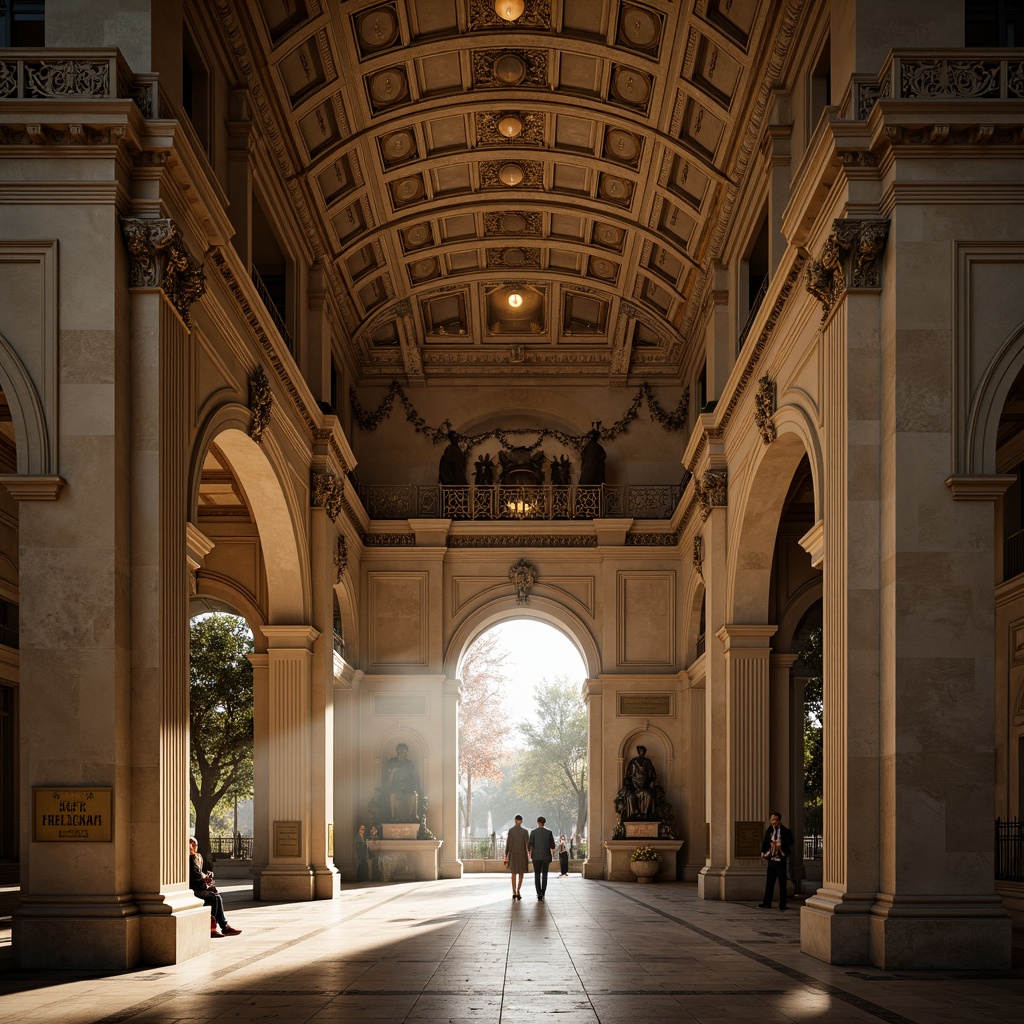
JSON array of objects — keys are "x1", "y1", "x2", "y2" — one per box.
[
  {"x1": 375, "y1": 839, "x2": 443, "y2": 881},
  {"x1": 602, "y1": 839, "x2": 682, "y2": 882}
]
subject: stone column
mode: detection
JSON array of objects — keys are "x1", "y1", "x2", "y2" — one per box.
[
  {"x1": 583, "y1": 679, "x2": 604, "y2": 878},
  {"x1": 714, "y1": 624, "x2": 778, "y2": 901},
  {"x1": 249, "y1": 652, "x2": 269, "y2": 899},
  {"x1": 439, "y1": 675, "x2": 462, "y2": 877},
  {"x1": 697, "y1": 470, "x2": 729, "y2": 898},
  {"x1": 257, "y1": 625, "x2": 321, "y2": 901}
]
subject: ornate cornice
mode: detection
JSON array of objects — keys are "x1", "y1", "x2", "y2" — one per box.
[
  {"x1": 805, "y1": 219, "x2": 890, "y2": 323},
  {"x1": 447, "y1": 533, "x2": 598, "y2": 548},
  {"x1": 248, "y1": 365, "x2": 272, "y2": 444},
  {"x1": 120, "y1": 217, "x2": 206, "y2": 328},
  {"x1": 754, "y1": 374, "x2": 777, "y2": 445}
]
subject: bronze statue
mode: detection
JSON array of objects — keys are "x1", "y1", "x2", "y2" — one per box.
[
  {"x1": 616, "y1": 745, "x2": 658, "y2": 821},
  {"x1": 438, "y1": 430, "x2": 467, "y2": 484},
  {"x1": 473, "y1": 452, "x2": 495, "y2": 485},
  {"x1": 578, "y1": 424, "x2": 606, "y2": 485},
  {"x1": 383, "y1": 743, "x2": 421, "y2": 822},
  {"x1": 498, "y1": 445, "x2": 546, "y2": 485},
  {"x1": 550, "y1": 454, "x2": 572, "y2": 485}
]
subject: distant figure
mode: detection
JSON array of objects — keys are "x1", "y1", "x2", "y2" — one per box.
[
  {"x1": 578, "y1": 425, "x2": 606, "y2": 485},
  {"x1": 355, "y1": 824, "x2": 369, "y2": 882},
  {"x1": 616, "y1": 745, "x2": 657, "y2": 821},
  {"x1": 504, "y1": 814, "x2": 530, "y2": 900},
  {"x1": 383, "y1": 743, "x2": 421, "y2": 822},
  {"x1": 558, "y1": 834, "x2": 570, "y2": 876},
  {"x1": 759, "y1": 810, "x2": 794, "y2": 911},
  {"x1": 474, "y1": 452, "x2": 496, "y2": 485},
  {"x1": 367, "y1": 824, "x2": 380, "y2": 880},
  {"x1": 550, "y1": 454, "x2": 572, "y2": 485},
  {"x1": 438, "y1": 430, "x2": 467, "y2": 484}
]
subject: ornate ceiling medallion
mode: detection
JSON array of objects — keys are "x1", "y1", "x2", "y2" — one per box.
[
  {"x1": 484, "y1": 210, "x2": 543, "y2": 236},
  {"x1": 617, "y1": 4, "x2": 663, "y2": 54},
  {"x1": 355, "y1": 5, "x2": 400, "y2": 55},
  {"x1": 498, "y1": 114, "x2": 523, "y2": 137},
  {"x1": 402, "y1": 223, "x2": 433, "y2": 250},
  {"x1": 367, "y1": 66, "x2": 408, "y2": 108},
  {"x1": 598, "y1": 174, "x2": 633, "y2": 205},
  {"x1": 499, "y1": 162, "x2": 524, "y2": 185},
  {"x1": 409, "y1": 257, "x2": 440, "y2": 283},
  {"x1": 481, "y1": 160, "x2": 544, "y2": 189},
  {"x1": 609, "y1": 65, "x2": 652, "y2": 109},
  {"x1": 380, "y1": 129, "x2": 417, "y2": 165},
  {"x1": 604, "y1": 128, "x2": 642, "y2": 167},
  {"x1": 390, "y1": 174, "x2": 426, "y2": 205},
  {"x1": 592, "y1": 222, "x2": 625, "y2": 250},
  {"x1": 494, "y1": 53, "x2": 526, "y2": 85}
]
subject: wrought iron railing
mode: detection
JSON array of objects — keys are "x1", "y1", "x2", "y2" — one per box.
[
  {"x1": 457, "y1": 836, "x2": 587, "y2": 860},
  {"x1": 359, "y1": 483, "x2": 683, "y2": 521},
  {"x1": 803, "y1": 834, "x2": 823, "y2": 860},
  {"x1": 1004, "y1": 528, "x2": 1024, "y2": 580},
  {"x1": 737, "y1": 275, "x2": 769, "y2": 353},
  {"x1": 250, "y1": 266, "x2": 294, "y2": 354},
  {"x1": 996, "y1": 817, "x2": 1024, "y2": 882},
  {"x1": 210, "y1": 836, "x2": 253, "y2": 860}
]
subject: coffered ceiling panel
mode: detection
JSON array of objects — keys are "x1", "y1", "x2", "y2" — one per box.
[{"x1": 233, "y1": 0, "x2": 785, "y2": 380}]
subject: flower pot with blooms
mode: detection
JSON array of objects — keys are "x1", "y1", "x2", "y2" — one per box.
[{"x1": 630, "y1": 845, "x2": 663, "y2": 882}]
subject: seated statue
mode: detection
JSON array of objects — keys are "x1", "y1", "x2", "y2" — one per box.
[
  {"x1": 383, "y1": 743, "x2": 421, "y2": 823},
  {"x1": 615, "y1": 745, "x2": 659, "y2": 821}
]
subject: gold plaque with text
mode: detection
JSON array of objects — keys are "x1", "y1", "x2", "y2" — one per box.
[
  {"x1": 735, "y1": 820, "x2": 765, "y2": 858},
  {"x1": 274, "y1": 820, "x2": 302, "y2": 858},
  {"x1": 33, "y1": 787, "x2": 112, "y2": 842}
]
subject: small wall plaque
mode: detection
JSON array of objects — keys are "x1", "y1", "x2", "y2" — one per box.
[
  {"x1": 273, "y1": 820, "x2": 302, "y2": 858},
  {"x1": 328, "y1": 823, "x2": 334, "y2": 858},
  {"x1": 373, "y1": 693, "x2": 428, "y2": 716},
  {"x1": 33, "y1": 787, "x2": 112, "y2": 842},
  {"x1": 382, "y1": 822, "x2": 418, "y2": 839},
  {"x1": 735, "y1": 820, "x2": 764, "y2": 858},
  {"x1": 624, "y1": 821, "x2": 659, "y2": 838},
  {"x1": 618, "y1": 693, "x2": 673, "y2": 716}
]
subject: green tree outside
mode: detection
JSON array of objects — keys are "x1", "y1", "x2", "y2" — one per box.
[
  {"x1": 513, "y1": 678, "x2": 588, "y2": 839},
  {"x1": 189, "y1": 613, "x2": 254, "y2": 858},
  {"x1": 798, "y1": 626, "x2": 823, "y2": 837}
]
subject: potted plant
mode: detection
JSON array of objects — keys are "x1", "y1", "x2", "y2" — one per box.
[{"x1": 630, "y1": 845, "x2": 662, "y2": 882}]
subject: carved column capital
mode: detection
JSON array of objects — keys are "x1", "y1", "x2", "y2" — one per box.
[
  {"x1": 804, "y1": 218, "x2": 890, "y2": 323},
  {"x1": 120, "y1": 217, "x2": 206, "y2": 328},
  {"x1": 312, "y1": 471, "x2": 344, "y2": 522},
  {"x1": 696, "y1": 469, "x2": 728, "y2": 521}
]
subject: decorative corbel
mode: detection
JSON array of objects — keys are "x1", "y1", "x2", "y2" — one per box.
[
  {"x1": 696, "y1": 469, "x2": 728, "y2": 522},
  {"x1": 805, "y1": 218, "x2": 890, "y2": 323},
  {"x1": 508, "y1": 557, "x2": 537, "y2": 605},
  {"x1": 249, "y1": 365, "x2": 272, "y2": 444},
  {"x1": 120, "y1": 217, "x2": 206, "y2": 328},
  {"x1": 754, "y1": 374, "x2": 777, "y2": 445},
  {"x1": 312, "y1": 471, "x2": 344, "y2": 522}
]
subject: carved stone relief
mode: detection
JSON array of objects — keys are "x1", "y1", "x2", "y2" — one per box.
[
  {"x1": 120, "y1": 217, "x2": 206, "y2": 328},
  {"x1": 312, "y1": 471, "x2": 344, "y2": 522},
  {"x1": 508, "y1": 557, "x2": 538, "y2": 603},
  {"x1": 696, "y1": 469, "x2": 727, "y2": 522},
  {"x1": 248, "y1": 365, "x2": 273, "y2": 444},
  {"x1": 754, "y1": 374, "x2": 776, "y2": 445},
  {"x1": 805, "y1": 219, "x2": 890, "y2": 323}
]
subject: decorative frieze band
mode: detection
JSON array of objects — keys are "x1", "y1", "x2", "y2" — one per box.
[
  {"x1": 120, "y1": 217, "x2": 206, "y2": 328},
  {"x1": 248, "y1": 365, "x2": 272, "y2": 444},
  {"x1": 805, "y1": 219, "x2": 890, "y2": 323},
  {"x1": 696, "y1": 470, "x2": 727, "y2": 522},
  {"x1": 312, "y1": 471, "x2": 344, "y2": 522}
]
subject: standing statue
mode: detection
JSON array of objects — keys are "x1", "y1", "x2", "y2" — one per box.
[
  {"x1": 578, "y1": 424, "x2": 606, "y2": 485},
  {"x1": 438, "y1": 430, "x2": 467, "y2": 484},
  {"x1": 473, "y1": 452, "x2": 495, "y2": 485},
  {"x1": 615, "y1": 745, "x2": 659, "y2": 821},
  {"x1": 383, "y1": 743, "x2": 421, "y2": 822},
  {"x1": 550, "y1": 454, "x2": 572, "y2": 485}
]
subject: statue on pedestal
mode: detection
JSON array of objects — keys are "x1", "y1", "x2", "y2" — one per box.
[
  {"x1": 383, "y1": 743, "x2": 421, "y2": 822},
  {"x1": 616, "y1": 745, "x2": 661, "y2": 821},
  {"x1": 438, "y1": 430, "x2": 467, "y2": 484},
  {"x1": 578, "y1": 424, "x2": 606, "y2": 485}
]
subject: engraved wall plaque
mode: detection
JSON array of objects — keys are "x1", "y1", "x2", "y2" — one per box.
[
  {"x1": 624, "y1": 821, "x2": 659, "y2": 838},
  {"x1": 328, "y1": 823, "x2": 334, "y2": 858},
  {"x1": 735, "y1": 820, "x2": 764, "y2": 858},
  {"x1": 618, "y1": 693, "x2": 673, "y2": 716},
  {"x1": 33, "y1": 787, "x2": 112, "y2": 842},
  {"x1": 372, "y1": 693, "x2": 429, "y2": 716},
  {"x1": 274, "y1": 820, "x2": 302, "y2": 857}
]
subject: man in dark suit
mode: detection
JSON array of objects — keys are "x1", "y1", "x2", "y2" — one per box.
[
  {"x1": 527, "y1": 816, "x2": 556, "y2": 900},
  {"x1": 758, "y1": 810, "x2": 794, "y2": 910}
]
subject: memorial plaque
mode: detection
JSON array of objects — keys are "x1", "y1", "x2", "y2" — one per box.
[
  {"x1": 624, "y1": 821, "x2": 659, "y2": 838},
  {"x1": 274, "y1": 820, "x2": 302, "y2": 857},
  {"x1": 328, "y1": 822, "x2": 334, "y2": 858},
  {"x1": 382, "y1": 822, "x2": 417, "y2": 839},
  {"x1": 373, "y1": 693, "x2": 428, "y2": 716},
  {"x1": 618, "y1": 693, "x2": 673, "y2": 716},
  {"x1": 735, "y1": 820, "x2": 764, "y2": 858},
  {"x1": 33, "y1": 787, "x2": 112, "y2": 842}
]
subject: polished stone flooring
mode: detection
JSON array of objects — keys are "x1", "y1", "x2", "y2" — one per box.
[{"x1": 0, "y1": 875, "x2": 1022, "y2": 1023}]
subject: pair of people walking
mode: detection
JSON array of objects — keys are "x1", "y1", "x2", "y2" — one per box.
[{"x1": 503, "y1": 815, "x2": 556, "y2": 900}]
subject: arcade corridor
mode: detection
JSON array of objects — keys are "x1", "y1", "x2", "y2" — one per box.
[{"x1": 0, "y1": 876, "x2": 1020, "y2": 1023}]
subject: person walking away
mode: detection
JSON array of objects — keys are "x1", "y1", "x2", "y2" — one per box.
[
  {"x1": 758, "y1": 811, "x2": 793, "y2": 910},
  {"x1": 527, "y1": 816, "x2": 556, "y2": 900},
  {"x1": 504, "y1": 814, "x2": 530, "y2": 899},
  {"x1": 558, "y1": 834, "x2": 569, "y2": 876}
]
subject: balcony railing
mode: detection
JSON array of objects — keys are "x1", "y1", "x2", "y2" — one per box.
[
  {"x1": 737, "y1": 275, "x2": 769, "y2": 354},
  {"x1": 251, "y1": 266, "x2": 294, "y2": 354},
  {"x1": 1005, "y1": 528, "x2": 1024, "y2": 580},
  {"x1": 358, "y1": 483, "x2": 684, "y2": 521},
  {"x1": 996, "y1": 817, "x2": 1024, "y2": 883}
]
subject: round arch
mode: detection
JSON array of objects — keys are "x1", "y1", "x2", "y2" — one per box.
[
  {"x1": 0, "y1": 330, "x2": 51, "y2": 475},
  {"x1": 775, "y1": 578, "x2": 824, "y2": 656},
  {"x1": 728, "y1": 412, "x2": 820, "y2": 623},
  {"x1": 188, "y1": 406, "x2": 308, "y2": 623},
  {"x1": 444, "y1": 596, "x2": 600, "y2": 681},
  {"x1": 966, "y1": 320, "x2": 1024, "y2": 474},
  {"x1": 191, "y1": 575, "x2": 268, "y2": 654}
]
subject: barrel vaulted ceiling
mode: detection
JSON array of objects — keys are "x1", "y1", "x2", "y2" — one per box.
[{"x1": 224, "y1": 0, "x2": 789, "y2": 381}]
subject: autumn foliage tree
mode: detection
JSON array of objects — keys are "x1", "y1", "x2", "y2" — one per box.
[
  {"x1": 190, "y1": 614, "x2": 254, "y2": 859},
  {"x1": 459, "y1": 632, "x2": 514, "y2": 837}
]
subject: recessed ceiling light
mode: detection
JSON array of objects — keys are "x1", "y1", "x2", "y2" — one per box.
[
  {"x1": 498, "y1": 114, "x2": 524, "y2": 138},
  {"x1": 508, "y1": 292, "x2": 524, "y2": 308},
  {"x1": 499, "y1": 162, "x2": 524, "y2": 186},
  {"x1": 495, "y1": 0, "x2": 526, "y2": 22}
]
